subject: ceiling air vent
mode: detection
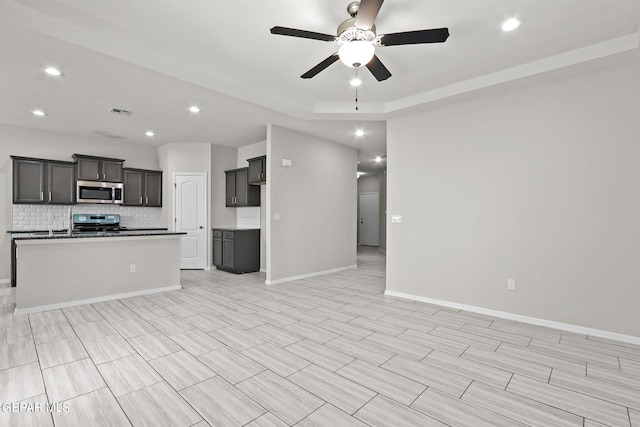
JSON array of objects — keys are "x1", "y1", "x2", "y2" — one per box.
[{"x1": 110, "y1": 107, "x2": 133, "y2": 116}]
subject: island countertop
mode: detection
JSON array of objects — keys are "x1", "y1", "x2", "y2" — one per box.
[
  {"x1": 13, "y1": 232, "x2": 183, "y2": 314},
  {"x1": 11, "y1": 229, "x2": 185, "y2": 240}
]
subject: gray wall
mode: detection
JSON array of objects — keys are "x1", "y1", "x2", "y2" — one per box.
[
  {"x1": 0, "y1": 123, "x2": 159, "y2": 282},
  {"x1": 210, "y1": 144, "x2": 238, "y2": 230},
  {"x1": 237, "y1": 141, "x2": 266, "y2": 270},
  {"x1": 378, "y1": 171, "x2": 387, "y2": 252},
  {"x1": 387, "y1": 53, "x2": 640, "y2": 338},
  {"x1": 266, "y1": 125, "x2": 357, "y2": 283}
]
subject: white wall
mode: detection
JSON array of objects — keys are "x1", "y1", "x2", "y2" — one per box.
[
  {"x1": 0, "y1": 123, "x2": 159, "y2": 282},
  {"x1": 387, "y1": 53, "x2": 640, "y2": 338},
  {"x1": 266, "y1": 125, "x2": 357, "y2": 284}
]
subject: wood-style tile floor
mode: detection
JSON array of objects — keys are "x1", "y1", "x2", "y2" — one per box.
[{"x1": 1, "y1": 246, "x2": 639, "y2": 426}]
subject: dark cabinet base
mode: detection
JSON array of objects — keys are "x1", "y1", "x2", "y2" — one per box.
[{"x1": 212, "y1": 228, "x2": 260, "y2": 274}]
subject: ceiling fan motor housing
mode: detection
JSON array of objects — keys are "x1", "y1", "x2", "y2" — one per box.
[{"x1": 337, "y1": 18, "x2": 377, "y2": 42}]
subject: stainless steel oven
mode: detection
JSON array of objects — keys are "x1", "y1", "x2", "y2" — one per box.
[{"x1": 76, "y1": 180, "x2": 124, "y2": 204}]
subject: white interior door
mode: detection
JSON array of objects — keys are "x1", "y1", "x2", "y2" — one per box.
[
  {"x1": 174, "y1": 173, "x2": 207, "y2": 269},
  {"x1": 359, "y1": 192, "x2": 379, "y2": 246}
]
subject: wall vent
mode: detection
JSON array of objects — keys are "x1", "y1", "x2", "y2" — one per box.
[{"x1": 110, "y1": 107, "x2": 133, "y2": 116}]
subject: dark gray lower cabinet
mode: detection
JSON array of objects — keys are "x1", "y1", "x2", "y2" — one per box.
[{"x1": 212, "y1": 228, "x2": 260, "y2": 274}]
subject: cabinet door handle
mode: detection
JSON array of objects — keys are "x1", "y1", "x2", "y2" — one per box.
[
  {"x1": 40, "y1": 191, "x2": 43, "y2": 201},
  {"x1": 48, "y1": 192, "x2": 52, "y2": 202},
  {"x1": 146, "y1": 196, "x2": 148, "y2": 205},
  {"x1": 96, "y1": 173, "x2": 99, "y2": 180},
  {"x1": 140, "y1": 196, "x2": 143, "y2": 204},
  {"x1": 103, "y1": 173, "x2": 106, "y2": 180}
]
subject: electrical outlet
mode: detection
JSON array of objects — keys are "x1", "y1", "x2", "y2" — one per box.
[
  {"x1": 130, "y1": 264, "x2": 136, "y2": 273},
  {"x1": 507, "y1": 279, "x2": 516, "y2": 290}
]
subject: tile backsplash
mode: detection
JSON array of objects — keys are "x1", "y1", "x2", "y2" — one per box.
[
  {"x1": 12, "y1": 204, "x2": 161, "y2": 231},
  {"x1": 237, "y1": 207, "x2": 261, "y2": 229}
]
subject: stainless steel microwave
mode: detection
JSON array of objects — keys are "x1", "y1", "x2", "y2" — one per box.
[{"x1": 76, "y1": 180, "x2": 124, "y2": 204}]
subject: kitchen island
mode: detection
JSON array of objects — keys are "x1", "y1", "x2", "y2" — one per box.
[{"x1": 12, "y1": 230, "x2": 184, "y2": 314}]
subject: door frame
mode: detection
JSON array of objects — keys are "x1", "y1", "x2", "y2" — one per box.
[{"x1": 173, "y1": 172, "x2": 208, "y2": 269}]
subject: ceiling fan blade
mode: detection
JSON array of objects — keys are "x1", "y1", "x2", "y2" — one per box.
[
  {"x1": 355, "y1": 0, "x2": 384, "y2": 29},
  {"x1": 301, "y1": 54, "x2": 340, "y2": 79},
  {"x1": 380, "y1": 28, "x2": 449, "y2": 46},
  {"x1": 270, "y1": 26, "x2": 335, "y2": 42},
  {"x1": 366, "y1": 55, "x2": 391, "y2": 81}
]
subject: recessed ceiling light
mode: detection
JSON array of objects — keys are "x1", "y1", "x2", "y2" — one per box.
[
  {"x1": 502, "y1": 18, "x2": 521, "y2": 32},
  {"x1": 355, "y1": 129, "x2": 365, "y2": 137},
  {"x1": 145, "y1": 131, "x2": 154, "y2": 137},
  {"x1": 375, "y1": 156, "x2": 382, "y2": 162},
  {"x1": 350, "y1": 77, "x2": 362, "y2": 87},
  {"x1": 32, "y1": 110, "x2": 46, "y2": 116},
  {"x1": 189, "y1": 106, "x2": 200, "y2": 113},
  {"x1": 44, "y1": 67, "x2": 64, "y2": 76}
]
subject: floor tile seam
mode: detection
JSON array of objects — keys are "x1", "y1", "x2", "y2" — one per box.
[
  {"x1": 240, "y1": 346, "x2": 312, "y2": 378},
  {"x1": 497, "y1": 344, "x2": 588, "y2": 374},
  {"x1": 548, "y1": 368, "x2": 640, "y2": 411},
  {"x1": 13, "y1": 315, "x2": 52, "y2": 418},
  {"x1": 560, "y1": 336, "x2": 640, "y2": 358},
  {"x1": 424, "y1": 347, "x2": 520, "y2": 381},
  {"x1": 282, "y1": 338, "x2": 363, "y2": 370},
  {"x1": 408, "y1": 385, "x2": 510, "y2": 426},
  {"x1": 459, "y1": 350, "x2": 553, "y2": 383},
  {"x1": 585, "y1": 368, "x2": 640, "y2": 391},
  {"x1": 116, "y1": 380, "x2": 204, "y2": 426},
  {"x1": 234, "y1": 367, "x2": 330, "y2": 417},
  {"x1": 527, "y1": 343, "x2": 619, "y2": 369},
  {"x1": 285, "y1": 367, "x2": 378, "y2": 416},
  {"x1": 458, "y1": 325, "x2": 534, "y2": 347},
  {"x1": 506, "y1": 374, "x2": 631, "y2": 423}
]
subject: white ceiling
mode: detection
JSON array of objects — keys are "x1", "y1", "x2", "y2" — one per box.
[{"x1": 1, "y1": 0, "x2": 638, "y2": 173}]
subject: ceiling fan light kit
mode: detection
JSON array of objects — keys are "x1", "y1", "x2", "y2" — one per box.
[
  {"x1": 338, "y1": 41, "x2": 375, "y2": 68},
  {"x1": 270, "y1": 0, "x2": 450, "y2": 82}
]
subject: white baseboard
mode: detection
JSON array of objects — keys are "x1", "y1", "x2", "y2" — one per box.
[
  {"x1": 0, "y1": 278, "x2": 10, "y2": 288},
  {"x1": 14, "y1": 285, "x2": 182, "y2": 316},
  {"x1": 204, "y1": 266, "x2": 212, "y2": 271},
  {"x1": 384, "y1": 290, "x2": 640, "y2": 346},
  {"x1": 266, "y1": 265, "x2": 357, "y2": 286}
]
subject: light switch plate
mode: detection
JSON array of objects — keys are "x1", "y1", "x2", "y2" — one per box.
[
  {"x1": 391, "y1": 215, "x2": 403, "y2": 224},
  {"x1": 273, "y1": 213, "x2": 280, "y2": 221}
]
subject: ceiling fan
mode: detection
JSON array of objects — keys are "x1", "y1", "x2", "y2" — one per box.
[{"x1": 270, "y1": 0, "x2": 449, "y2": 81}]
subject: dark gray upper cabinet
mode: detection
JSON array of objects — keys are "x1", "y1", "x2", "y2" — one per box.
[
  {"x1": 123, "y1": 168, "x2": 162, "y2": 207},
  {"x1": 47, "y1": 162, "x2": 76, "y2": 204},
  {"x1": 225, "y1": 167, "x2": 260, "y2": 207},
  {"x1": 247, "y1": 155, "x2": 266, "y2": 185},
  {"x1": 12, "y1": 156, "x2": 75, "y2": 204},
  {"x1": 73, "y1": 154, "x2": 124, "y2": 182}
]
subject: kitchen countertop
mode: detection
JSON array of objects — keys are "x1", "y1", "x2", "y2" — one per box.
[
  {"x1": 11, "y1": 229, "x2": 185, "y2": 240},
  {"x1": 212, "y1": 227, "x2": 260, "y2": 231}
]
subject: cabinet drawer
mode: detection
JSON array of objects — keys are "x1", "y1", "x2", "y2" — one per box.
[
  {"x1": 222, "y1": 231, "x2": 234, "y2": 240},
  {"x1": 212, "y1": 230, "x2": 222, "y2": 238}
]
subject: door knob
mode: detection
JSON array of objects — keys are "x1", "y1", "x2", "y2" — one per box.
[{"x1": 199, "y1": 226, "x2": 203, "y2": 229}]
